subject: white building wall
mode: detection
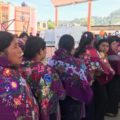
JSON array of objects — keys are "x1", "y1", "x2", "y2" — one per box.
[{"x1": 8, "y1": 4, "x2": 15, "y2": 34}]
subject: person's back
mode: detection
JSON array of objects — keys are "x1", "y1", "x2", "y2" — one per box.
[
  {"x1": 21, "y1": 36, "x2": 65, "y2": 120},
  {"x1": 48, "y1": 34, "x2": 93, "y2": 120}
]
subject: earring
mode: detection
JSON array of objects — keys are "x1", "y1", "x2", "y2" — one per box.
[{"x1": 21, "y1": 52, "x2": 24, "y2": 56}]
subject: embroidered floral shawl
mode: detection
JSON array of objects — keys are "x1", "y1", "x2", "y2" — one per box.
[
  {"x1": 0, "y1": 56, "x2": 39, "y2": 120},
  {"x1": 48, "y1": 49, "x2": 93, "y2": 104}
]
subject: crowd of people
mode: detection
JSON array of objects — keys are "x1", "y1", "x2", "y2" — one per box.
[{"x1": 0, "y1": 30, "x2": 120, "y2": 120}]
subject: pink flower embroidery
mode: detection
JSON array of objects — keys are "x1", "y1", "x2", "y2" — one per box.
[
  {"x1": 3, "y1": 68, "x2": 11, "y2": 77},
  {"x1": 25, "y1": 68, "x2": 32, "y2": 75},
  {"x1": 38, "y1": 65, "x2": 45, "y2": 73},
  {"x1": 14, "y1": 97, "x2": 22, "y2": 106},
  {"x1": 41, "y1": 98, "x2": 49, "y2": 109}
]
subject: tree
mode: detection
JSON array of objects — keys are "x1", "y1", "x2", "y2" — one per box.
[
  {"x1": 79, "y1": 18, "x2": 87, "y2": 26},
  {"x1": 47, "y1": 20, "x2": 55, "y2": 29}
]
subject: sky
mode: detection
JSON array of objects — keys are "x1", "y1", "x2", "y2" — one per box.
[{"x1": 5, "y1": 0, "x2": 120, "y2": 21}]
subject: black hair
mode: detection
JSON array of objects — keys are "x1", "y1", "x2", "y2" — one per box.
[
  {"x1": 29, "y1": 32, "x2": 33, "y2": 37},
  {"x1": 19, "y1": 32, "x2": 29, "y2": 38},
  {"x1": 0, "y1": 31, "x2": 14, "y2": 52},
  {"x1": 58, "y1": 34, "x2": 75, "y2": 52},
  {"x1": 36, "y1": 33, "x2": 40, "y2": 37},
  {"x1": 74, "y1": 31, "x2": 94, "y2": 57},
  {"x1": 95, "y1": 39, "x2": 109, "y2": 51},
  {"x1": 108, "y1": 36, "x2": 118, "y2": 45},
  {"x1": 24, "y1": 36, "x2": 46, "y2": 60}
]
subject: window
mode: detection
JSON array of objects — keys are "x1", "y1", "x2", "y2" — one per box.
[{"x1": 43, "y1": 23, "x2": 46, "y2": 28}]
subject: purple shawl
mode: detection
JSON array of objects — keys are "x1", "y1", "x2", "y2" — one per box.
[
  {"x1": 48, "y1": 49, "x2": 93, "y2": 104},
  {"x1": 108, "y1": 48, "x2": 120, "y2": 75},
  {"x1": 0, "y1": 56, "x2": 39, "y2": 120},
  {"x1": 0, "y1": 55, "x2": 12, "y2": 67}
]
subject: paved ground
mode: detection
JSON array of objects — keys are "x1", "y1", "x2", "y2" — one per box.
[{"x1": 105, "y1": 109, "x2": 120, "y2": 120}]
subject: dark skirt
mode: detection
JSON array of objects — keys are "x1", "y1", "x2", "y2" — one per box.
[
  {"x1": 60, "y1": 96, "x2": 81, "y2": 120},
  {"x1": 84, "y1": 80, "x2": 108, "y2": 120},
  {"x1": 84, "y1": 84, "x2": 95, "y2": 120},
  {"x1": 94, "y1": 80, "x2": 108, "y2": 120},
  {"x1": 106, "y1": 75, "x2": 120, "y2": 115},
  {"x1": 50, "y1": 113, "x2": 57, "y2": 120}
]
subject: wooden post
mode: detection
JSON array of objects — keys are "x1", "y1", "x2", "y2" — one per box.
[
  {"x1": 88, "y1": 0, "x2": 92, "y2": 31},
  {"x1": 0, "y1": 4, "x2": 1, "y2": 30},
  {"x1": 55, "y1": 6, "x2": 58, "y2": 26}
]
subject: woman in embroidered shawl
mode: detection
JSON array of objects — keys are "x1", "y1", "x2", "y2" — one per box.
[
  {"x1": 106, "y1": 36, "x2": 120, "y2": 117},
  {"x1": 95, "y1": 39, "x2": 115, "y2": 120},
  {"x1": 22, "y1": 36, "x2": 65, "y2": 120},
  {"x1": 74, "y1": 32, "x2": 111, "y2": 120},
  {"x1": 0, "y1": 31, "x2": 39, "y2": 120},
  {"x1": 48, "y1": 34, "x2": 93, "y2": 120}
]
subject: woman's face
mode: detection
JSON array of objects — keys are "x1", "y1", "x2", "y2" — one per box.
[
  {"x1": 39, "y1": 48, "x2": 46, "y2": 61},
  {"x1": 111, "y1": 41, "x2": 118, "y2": 53},
  {"x1": 6, "y1": 38, "x2": 23, "y2": 65},
  {"x1": 117, "y1": 46, "x2": 120, "y2": 52},
  {"x1": 71, "y1": 48, "x2": 76, "y2": 55},
  {"x1": 99, "y1": 42, "x2": 109, "y2": 53},
  {"x1": 22, "y1": 36, "x2": 28, "y2": 43}
]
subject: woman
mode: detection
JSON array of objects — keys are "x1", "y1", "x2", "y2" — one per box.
[
  {"x1": 48, "y1": 34, "x2": 93, "y2": 120},
  {"x1": 95, "y1": 39, "x2": 115, "y2": 84},
  {"x1": 75, "y1": 32, "x2": 111, "y2": 120},
  {"x1": 95, "y1": 39, "x2": 115, "y2": 120},
  {"x1": 0, "y1": 31, "x2": 39, "y2": 120},
  {"x1": 106, "y1": 36, "x2": 120, "y2": 117},
  {"x1": 22, "y1": 36, "x2": 65, "y2": 120},
  {"x1": 19, "y1": 32, "x2": 29, "y2": 51}
]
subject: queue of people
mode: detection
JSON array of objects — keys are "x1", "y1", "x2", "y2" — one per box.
[{"x1": 0, "y1": 31, "x2": 120, "y2": 120}]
